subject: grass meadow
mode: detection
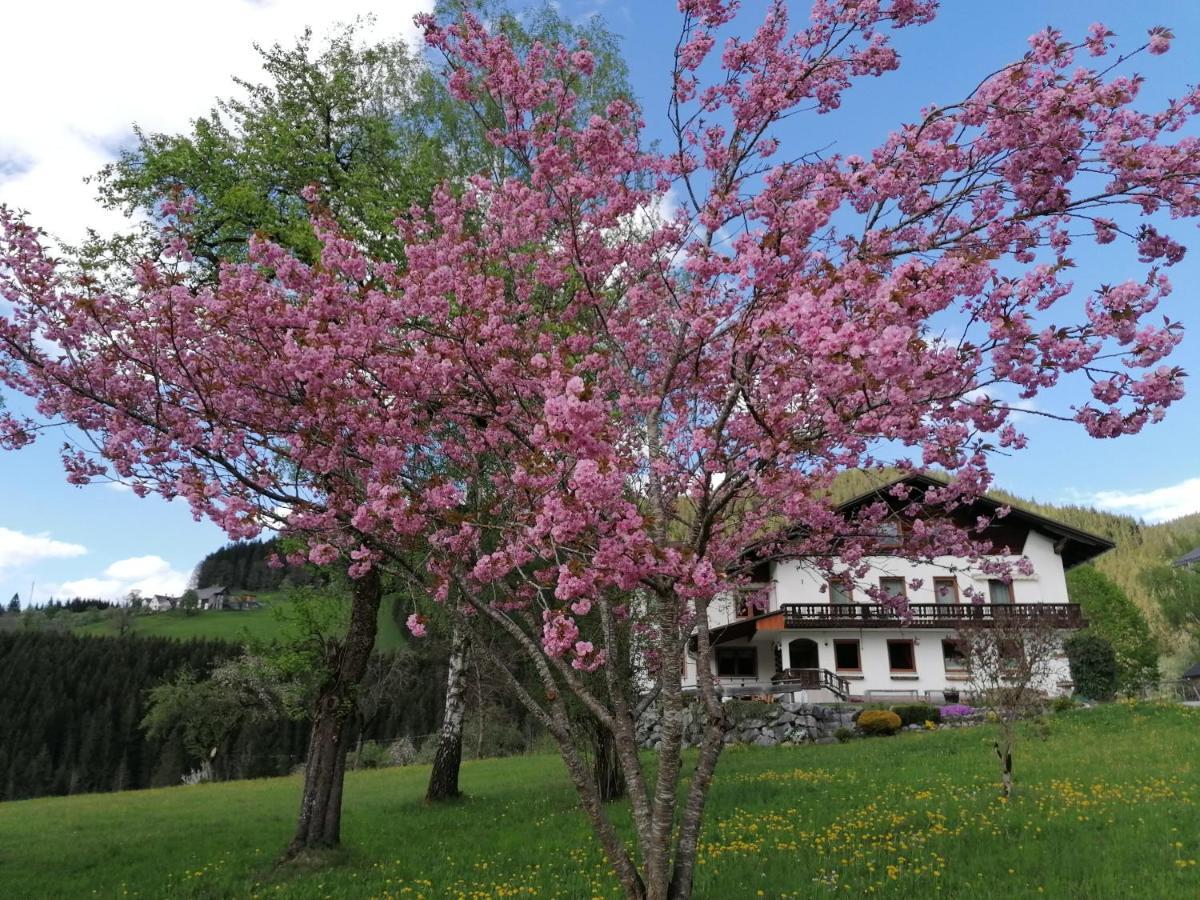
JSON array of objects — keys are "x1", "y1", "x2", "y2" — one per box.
[
  {"x1": 71, "y1": 594, "x2": 407, "y2": 650},
  {"x1": 0, "y1": 702, "x2": 1196, "y2": 899}
]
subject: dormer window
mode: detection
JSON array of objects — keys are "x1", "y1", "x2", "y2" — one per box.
[{"x1": 877, "y1": 520, "x2": 903, "y2": 549}]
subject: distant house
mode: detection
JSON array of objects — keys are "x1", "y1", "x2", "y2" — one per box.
[
  {"x1": 196, "y1": 586, "x2": 229, "y2": 610},
  {"x1": 227, "y1": 593, "x2": 262, "y2": 611},
  {"x1": 1183, "y1": 662, "x2": 1200, "y2": 684},
  {"x1": 1173, "y1": 546, "x2": 1200, "y2": 568},
  {"x1": 685, "y1": 473, "x2": 1111, "y2": 703},
  {"x1": 146, "y1": 595, "x2": 177, "y2": 612}
]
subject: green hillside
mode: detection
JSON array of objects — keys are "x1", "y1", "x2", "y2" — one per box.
[
  {"x1": 72, "y1": 593, "x2": 407, "y2": 651},
  {"x1": 1, "y1": 702, "x2": 1196, "y2": 898}
]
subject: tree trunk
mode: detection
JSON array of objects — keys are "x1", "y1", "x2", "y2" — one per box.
[
  {"x1": 592, "y1": 721, "x2": 626, "y2": 803},
  {"x1": 283, "y1": 568, "x2": 381, "y2": 859},
  {"x1": 995, "y1": 735, "x2": 1014, "y2": 798},
  {"x1": 426, "y1": 620, "x2": 470, "y2": 802}
]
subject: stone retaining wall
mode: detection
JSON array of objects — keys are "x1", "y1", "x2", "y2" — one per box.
[
  {"x1": 636, "y1": 702, "x2": 858, "y2": 749},
  {"x1": 635, "y1": 702, "x2": 990, "y2": 749}
]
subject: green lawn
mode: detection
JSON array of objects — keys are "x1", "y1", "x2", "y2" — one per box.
[
  {"x1": 1, "y1": 703, "x2": 1197, "y2": 899},
  {"x1": 71, "y1": 594, "x2": 406, "y2": 651}
]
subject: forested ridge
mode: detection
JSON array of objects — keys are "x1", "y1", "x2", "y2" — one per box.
[
  {"x1": 0, "y1": 632, "x2": 252, "y2": 800},
  {"x1": 192, "y1": 538, "x2": 311, "y2": 593},
  {"x1": 0, "y1": 609, "x2": 542, "y2": 803}
]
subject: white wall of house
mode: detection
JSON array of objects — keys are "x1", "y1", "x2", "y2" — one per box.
[
  {"x1": 689, "y1": 527, "x2": 1079, "y2": 698},
  {"x1": 688, "y1": 628, "x2": 1073, "y2": 698},
  {"x1": 760, "y1": 528, "x2": 1070, "y2": 616}
]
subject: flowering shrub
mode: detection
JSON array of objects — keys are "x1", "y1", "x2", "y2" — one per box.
[
  {"x1": 857, "y1": 710, "x2": 903, "y2": 736},
  {"x1": 940, "y1": 704, "x2": 976, "y2": 718}
]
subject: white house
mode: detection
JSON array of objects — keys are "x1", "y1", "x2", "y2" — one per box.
[
  {"x1": 685, "y1": 474, "x2": 1112, "y2": 703},
  {"x1": 146, "y1": 594, "x2": 177, "y2": 612}
]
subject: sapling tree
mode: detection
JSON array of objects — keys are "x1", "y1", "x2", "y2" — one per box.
[
  {"x1": 4, "y1": 2, "x2": 1200, "y2": 897},
  {"x1": 955, "y1": 610, "x2": 1064, "y2": 797}
]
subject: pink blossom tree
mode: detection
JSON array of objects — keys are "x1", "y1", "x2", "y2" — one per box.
[
  {"x1": 4, "y1": 2, "x2": 1200, "y2": 896},
  {"x1": 382, "y1": 5, "x2": 1197, "y2": 896},
  {"x1": 0, "y1": 202, "x2": 454, "y2": 856}
]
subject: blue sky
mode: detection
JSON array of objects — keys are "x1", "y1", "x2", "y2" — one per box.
[{"x1": 2, "y1": 0, "x2": 1199, "y2": 605}]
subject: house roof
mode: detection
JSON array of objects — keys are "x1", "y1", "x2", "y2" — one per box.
[
  {"x1": 195, "y1": 586, "x2": 227, "y2": 601},
  {"x1": 1174, "y1": 546, "x2": 1200, "y2": 568},
  {"x1": 835, "y1": 473, "x2": 1115, "y2": 570},
  {"x1": 1183, "y1": 662, "x2": 1200, "y2": 680},
  {"x1": 686, "y1": 611, "x2": 780, "y2": 653}
]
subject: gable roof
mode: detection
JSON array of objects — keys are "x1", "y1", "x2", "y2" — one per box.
[
  {"x1": 195, "y1": 586, "x2": 228, "y2": 601},
  {"x1": 1174, "y1": 546, "x2": 1200, "y2": 568},
  {"x1": 836, "y1": 473, "x2": 1115, "y2": 570},
  {"x1": 1183, "y1": 662, "x2": 1200, "y2": 680}
]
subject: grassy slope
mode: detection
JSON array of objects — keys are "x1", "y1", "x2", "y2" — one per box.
[
  {"x1": 2, "y1": 703, "x2": 1197, "y2": 899},
  {"x1": 71, "y1": 595, "x2": 406, "y2": 651}
]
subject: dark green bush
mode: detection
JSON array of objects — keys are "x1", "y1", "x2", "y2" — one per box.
[
  {"x1": 1051, "y1": 695, "x2": 1077, "y2": 713},
  {"x1": 891, "y1": 704, "x2": 941, "y2": 727},
  {"x1": 1064, "y1": 632, "x2": 1119, "y2": 701}
]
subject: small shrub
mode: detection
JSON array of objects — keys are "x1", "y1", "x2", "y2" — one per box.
[
  {"x1": 834, "y1": 726, "x2": 854, "y2": 743},
  {"x1": 352, "y1": 741, "x2": 393, "y2": 770},
  {"x1": 939, "y1": 703, "x2": 975, "y2": 718},
  {"x1": 1051, "y1": 695, "x2": 1077, "y2": 713},
  {"x1": 1064, "y1": 632, "x2": 1119, "y2": 701},
  {"x1": 850, "y1": 703, "x2": 888, "y2": 724},
  {"x1": 857, "y1": 709, "x2": 902, "y2": 736},
  {"x1": 892, "y1": 704, "x2": 941, "y2": 727}
]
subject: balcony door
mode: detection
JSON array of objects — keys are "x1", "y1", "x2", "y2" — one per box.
[{"x1": 788, "y1": 637, "x2": 820, "y2": 670}]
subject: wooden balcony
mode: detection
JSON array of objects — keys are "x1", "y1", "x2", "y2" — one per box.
[{"x1": 778, "y1": 602, "x2": 1084, "y2": 629}]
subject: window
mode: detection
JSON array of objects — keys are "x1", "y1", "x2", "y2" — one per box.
[
  {"x1": 828, "y1": 578, "x2": 853, "y2": 605},
  {"x1": 715, "y1": 646, "x2": 758, "y2": 678},
  {"x1": 988, "y1": 579, "x2": 1014, "y2": 605},
  {"x1": 887, "y1": 639, "x2": 917, "y2": 673},
  {"x1": 834, "y1": 639, "x2": 861, "y2": 672},
  {"x1": 877, "y1": 520, "x2": 903, "y2": 548},
  {"x1": 942, "y1": 639, "x2": 967, "y2": 674},
  {"x1": 879, "y1": 577, "x2": 907, "y2": 601},
  {"x1": 998, "y1": 639, "x2": 1024, "y2": 671},
  {"x1": 933, "y1": 577, "x2": 959, "y2": 605}
]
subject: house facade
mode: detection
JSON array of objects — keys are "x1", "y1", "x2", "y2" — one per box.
[
  {"x1": 196, "y1": 586, "x2": 229, "y2": 610},
  {"x1": 686, "y1": 475, "x2": 1112, "y2": 703}
]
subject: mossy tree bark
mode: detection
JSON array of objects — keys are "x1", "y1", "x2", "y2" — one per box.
[{"x1": 284, "y1": 568, "x2": 381, "y2": 858}]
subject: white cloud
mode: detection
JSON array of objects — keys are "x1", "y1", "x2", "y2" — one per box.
[
  {"x1": 963, "y1": 388, "x2": 1038, "y2": 423},
  {"x1": 0, "y1": 527, "x2": 88, "y2": 571},
  {"x1": 1, "y1": 0, "x2": 432, "y2": 246},
  {"x1": 1082, "y1": 477, "x2": 1200, "y2": 524},
  {"x1": 57, "y1": 554, "x2": 189, "y2": 600}
]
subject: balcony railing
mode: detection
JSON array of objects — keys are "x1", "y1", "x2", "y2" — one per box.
[
  {"x1": 771, "y1": 667, "x2": 852, "y2": 699},
  {"x1": 778, "y1": 602, "x2": 1084, "y2": 629}
]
